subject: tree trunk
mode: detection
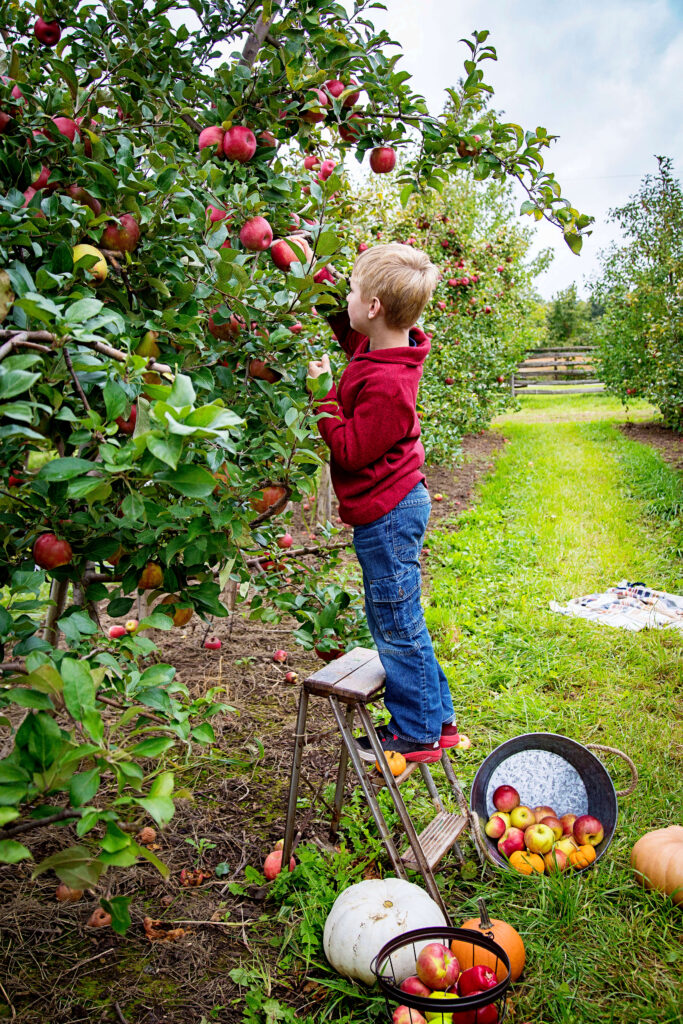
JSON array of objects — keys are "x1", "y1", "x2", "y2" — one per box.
[
  {"x1": 317, "y1": 462, "x2": 332, "y2": 525},
  {"x1": 43, "y1": 578, "x2": 69, "y2": 647}
]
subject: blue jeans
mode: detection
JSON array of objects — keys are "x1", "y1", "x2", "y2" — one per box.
[{"x1": 352, "y1": 482, "x2": 455, "y2": 743}]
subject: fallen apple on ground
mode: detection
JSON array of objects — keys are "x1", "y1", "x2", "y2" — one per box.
[
  {"x1": 264, "y1": 849, "x2": 296, "y2": 879},
  {"x1": 455, "y1": 734, "x2": 471, "y2": 750}
]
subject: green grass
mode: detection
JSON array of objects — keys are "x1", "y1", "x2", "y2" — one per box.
[{"x1": 231, "y1": 393, "x2": 683, "y2": 1024}]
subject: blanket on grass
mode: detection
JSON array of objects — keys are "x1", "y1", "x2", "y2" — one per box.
[{"x1": 550, "y1": 581, "x2": 683, "y2": 632}]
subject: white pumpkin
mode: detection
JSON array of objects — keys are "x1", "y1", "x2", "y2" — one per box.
[{"x1": 323, "y1": 877, "x2": 448, "y2": 986}]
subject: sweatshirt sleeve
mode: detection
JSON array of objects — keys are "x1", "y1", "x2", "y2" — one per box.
[
  {"x1": 316, "y1": 378, "x2": 414, "y2": 473},
  {"x1": 326, "y1": 310, "x2": 368, "y2": 358}
]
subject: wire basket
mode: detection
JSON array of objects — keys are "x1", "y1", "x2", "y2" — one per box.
[{"x1": 371, "y1": 925, "x2": 511, "y2": 1024}]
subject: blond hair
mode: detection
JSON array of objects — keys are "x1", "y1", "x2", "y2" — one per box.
[{"x1": 352, "y1": 242, "x2": 440, "y2": 329}]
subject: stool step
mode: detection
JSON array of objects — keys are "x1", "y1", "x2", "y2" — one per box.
[
  {"x1": 401, "y1": 811, "x2": 468, "y2": 871},
  {"x1": 304, "y1": 647, "x2": 385, "y2": 703},
  {"x1": 369, "y1": 762, "x2": 419, "y2": 790}
]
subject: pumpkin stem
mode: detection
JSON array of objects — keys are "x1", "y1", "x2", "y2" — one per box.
[{"x1": 477, "y1": 896, "x2": 492, "y2": 931}]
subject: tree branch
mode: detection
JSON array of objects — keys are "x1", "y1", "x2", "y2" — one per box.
[
  {"x1": 241, "y1": 9, "x2": 275, "y2": 67},
  {"x1": 1, "y1": 806, "x2": 83, "y2": 837}
]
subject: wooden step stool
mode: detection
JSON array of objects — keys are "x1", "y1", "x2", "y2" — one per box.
[{"x1": 281, "y1": 647, "x2": 477, "y2": 922}]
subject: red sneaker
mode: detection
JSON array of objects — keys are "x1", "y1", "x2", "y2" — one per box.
[
  {"x1": 355, "y1": 724, "x2": 443, "y2": 764},
  {"x1": 439, "y1": 722, "x2": 461, "y2": 748}
]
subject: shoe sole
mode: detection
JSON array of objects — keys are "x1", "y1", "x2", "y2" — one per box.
[
  {"x1": 356, "y1": 746, "x2": 443, "y2": 764},
  {"x1": 439, "y1": 734, "x2": 461, "y2": 749}
]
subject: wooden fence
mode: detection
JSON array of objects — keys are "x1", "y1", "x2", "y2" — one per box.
[{"x1": 511, "y1": 346, "x2": 604, "y2": 396}]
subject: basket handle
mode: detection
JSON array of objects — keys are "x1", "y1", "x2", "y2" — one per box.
[{"x1": 585, "y1": 743, "x2": 638, "y2": 797}]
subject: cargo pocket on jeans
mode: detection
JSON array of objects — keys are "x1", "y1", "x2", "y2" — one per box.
[{"x1": 368, "y1": 566, "x2": 422, "y2": 641}]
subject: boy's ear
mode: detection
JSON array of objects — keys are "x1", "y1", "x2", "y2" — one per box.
[{"x1": 367, "y1": 296, "x2": 382, "y2": 319}]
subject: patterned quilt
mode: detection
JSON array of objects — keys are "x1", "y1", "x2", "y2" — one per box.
[{"x1": 550, "y1": 581, "x2": 683, "y2": 632}]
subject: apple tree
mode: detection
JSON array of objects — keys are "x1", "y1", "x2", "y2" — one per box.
[
  {"x1": 592, "y1": 156, "x2": 683, "y2": 428},
  {"x1": 0, "y1": 0, "x2": 590, "y2": 898}
]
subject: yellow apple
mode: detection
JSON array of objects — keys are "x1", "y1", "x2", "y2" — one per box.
[{"x1": 72, "y1": 243, "x2": 107, "y2": 283}]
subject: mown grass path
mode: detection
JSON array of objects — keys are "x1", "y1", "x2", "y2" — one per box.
[{"x1": 424, "y1": 395, "x2": 682, "y2": 1024}]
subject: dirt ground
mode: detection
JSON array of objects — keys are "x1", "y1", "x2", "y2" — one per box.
[
  {"x1": 619, "y1": 420, "x2": 683, "y2": 470},
  {"x1": 4, "y1": 419, "x2": 680, "y2": 1024}
]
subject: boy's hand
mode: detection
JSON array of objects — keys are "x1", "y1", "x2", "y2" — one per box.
[{"x1": 307, "y1": 354, "x2": 331, "y2": 379}]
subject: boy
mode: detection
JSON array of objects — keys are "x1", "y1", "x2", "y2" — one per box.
[{"x1": 307, "y1": 243, "x2": 459, "y2": 764}]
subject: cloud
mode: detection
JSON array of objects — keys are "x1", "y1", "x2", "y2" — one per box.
[{"x1": 359, "y1": 0, "x2": 683, "y2": 297}]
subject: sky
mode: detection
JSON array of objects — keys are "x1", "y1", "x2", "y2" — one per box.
[{"x1": 359, "y1": 0, "x2": 683, "y2": 299}]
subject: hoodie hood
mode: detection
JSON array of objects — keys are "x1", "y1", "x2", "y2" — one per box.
[{"x1": 353, "y1": 326, "x2": 431, "y2": 367}]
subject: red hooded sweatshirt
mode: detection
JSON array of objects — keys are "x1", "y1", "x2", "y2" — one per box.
[{"x1": 316, "y1": 311, "x2": 429, "y2": 526}]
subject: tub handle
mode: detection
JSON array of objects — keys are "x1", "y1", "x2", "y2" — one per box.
[{"x1": 586, "y1": 743, "x2": 638, "y2": 797}]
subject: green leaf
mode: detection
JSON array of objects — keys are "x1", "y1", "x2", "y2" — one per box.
[
  {"x1": 103, "y1": 380, "x2": 128, "y2": 421},
  {"x1": 0, "y1": 808, "x2": 19, "y2": 826},
  {"x1": 0, "y1": 369, "x2": 41, "y2": 400},
  {"x1": 100, "y1": 894, "x2": 132, "y2": 935},
  {"x1": 147, "y1": 433, "x2": 183, "y2": 469},
  {"x1": 191, "y1": 723, "x2": 215, "y2": 744},
  {"x1": 64, "y1": 298, "x2": 103, "y2": 324},
  {"x1": 131, "y1": 737, "x2": 175, "y2": 757},
  {"x1": 49, "y1": 57, "x2": 79, "y2": 100},
  {"x1": 31, "y1": 844, "x2": 105, "y2": 889},
  {"x1": 38, "y1": 457, "x2": 94, "y2": 481},
  {"x1": 167, "y1": 374, "x2": 195, "y2": 408},
  {"x1": 136, "y1": 687, "x2": 174, "y2": 716},
  {"x1": 136, "y1": 795, "x2": 175, "y2": 826},
  {"x1": 564, "y1": 231, "x2": 583, "y2": 254},
  {"x1": 3, "y1": 688, "x2": 54, "y2": 710},
  {"x1": 24, "y1": 712, "x2": 63, "y2": 768},
  {"x1": 69, "y1": 768, "x2": 101, "y2": 807},
  {"x1": 61, "y1": 659, "x2": 96, "y2": 720},
  {"x1": 0, "y1": 839, "x2": 33, "y2": 864},
  {"x1": 156, "y1": 464, "x2": 216, "y2": 498}
]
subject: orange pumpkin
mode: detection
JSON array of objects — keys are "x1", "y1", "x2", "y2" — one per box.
[
  {"x1": 375, "y1": 750, "x2": 407, "y2": 777},
  {"x1": 631, "y1": 825, "x2": 683, "y2": 904},
  {"x1": 569, "y1": 844, "x2": 597, "y2": 870},
  {"x1": 451, "y1": 917, "x2": 526, "y2": 982},
  {"x1": 509, "y1": 850, "x2": 545, "y2": 876}
]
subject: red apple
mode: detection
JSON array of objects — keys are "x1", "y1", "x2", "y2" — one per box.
[
  {"x1": 259, "y1": 130, "x2": 277, "y2": 148},
  {"x1": 573, "y1": 814, "x2": 604, "y2": 846},
  {"x1": 523, "y1": 823, "x2": 555, "y2": 855},
  {"x1": 470, "y1": 996, "x2": 498, "y2": 1024},
  {"x1": 277, "y1": 533, "x2": 293, "y2": 549},
  {"x1": 444, "y1": 377, "x2": 454, "y2": 385},
  {"x1": 544, "y1": 848, "x2": 569, "y2": 873},
  {"x1": 65, "y1": 185, "x2": 102, "y2": 216},
  {"x1": 223, "y1": 125, "x2": 257, "y2": 163},
  {"x1": 416, "y1": 942, "x2": 459, "y2": 991},
  {"x1": 108, "y1": 625, "x2": 127, "y2": 639},
  {"x1": 284, "y1": 670, "x2": 299, "y2": 684},
  {"x1": 532, "y1": 805, "x2": 556, "y2": 820},
  {"x1": 393, "y1": 1008, "x2": 426, "y2": 1024},
  {"x1": 264, "y1": 849, "x2": 295, "y2": 879},
  {"x1": 198, "y1": 125, "x2": 225, "y2": 155},
  {"x1": 102, "y1": 214, "x2": 141, "y2": 253},
  {"x1": 208, "y1": 307, "x2": 242, "y2": 340},
  {"x1": 339, "y1": 112, "x2": 365, "y2": 142},
  {"x1": 301, "y1": 88, "x2": 328, "y2": 123},
  {"x1": 357, "y1": 242, "x2": 369, "y2": 253},
  {"x1": 33, "y1": 533, "x2": 73, "y2": 570},
  {"x1": 304, "y1": 154, "x2": 321, "y2": 170},
  {"x1": 313, "y1": 266, "x2": 335, "y2": 285},
  {"x1": 116, "y1": 405, "x2": 137, "y2": 435},
  {"x1": 492, "y1": 785, "x2": 520, "y2": 812},
  {"x1": 271, "y1": 236, "x2": 313, "y2": 272},
  {"x1": 272, "y1": 649, "x2": 288, "y2": 663},
  {"x1": 433, "y1": 493, "x2": 443, "y2": 502},
  {"x1": 289, "y1": 322, "x2": 303, "y2": 334},
  {"x1": 369, "y1": 146, "x2": 396, "y2": 173},
  {"x1": 399, "y1": 976, "x2": 432, "y2": 998},
  {"x1": 497, "y1": 827, "x2": 525, "y2": 858},
  {"x1": 34, "y1": 17, "x2": 61, "y2": 46},
  {"x1": 484, "y1": 306, "x2": 492, "y2": 314},
  {"x1": 204, "y1": 636, "x2": 221, "y2": 650},
  {"x1": 437, "y1": 301, "x2": 446, "y2": 310},
  {"x1": 457, "y1": 965, "x2": 497, "y2": 997},
  {"x1": 317, "y1": 158, "x2": 337, "y2": 181},
  {"x1": 560, "y1": 813, "x2": 577, "y2": 836},
  {"x1": 484, "y1": 814, "x2": 509, "y2": 840},
  {"x1": 207, "y1": 204, "x2": 230, "y2": 223},
  {"x1": 239, "y1": 216, "x2": 273, "y2": 251},
  {"x1": 541, "y1": 815, "x2": 563, "y2": 841},
  {"x1": 324, "y1": 78, "x2": 361, "y2": 106},
  {"x1": 51, "y1": 116, "x2": 78, "y2": 142}
]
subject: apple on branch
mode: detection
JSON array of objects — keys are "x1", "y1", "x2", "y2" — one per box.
[{"x1": 223, "y1": 125, "x2": 257, "y2": 163}]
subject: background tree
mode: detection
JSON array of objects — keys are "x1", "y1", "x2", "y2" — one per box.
[{"x1": 545, "y1": 283, "x2": 592, "y2": 348}]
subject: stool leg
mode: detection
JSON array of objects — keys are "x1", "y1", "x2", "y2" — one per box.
[
  {"x1": 418, "y1": 763, "x2": 444, "y2": 811},
  {"x1": 282, "y1": 686, "x2": 309, "y2": 873},
  {"x1": 441, "y1": 750, "x2": 495, "y2": 868},
  {"x1": 328, "y1": 698, "x2": 408, "y2": 880},
  {"x1": 357, "y1": 705, "x2": 450, "y2": 922},
  {"x1": 330, "y1": 704, "x2": 355, "y2": 842}
]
